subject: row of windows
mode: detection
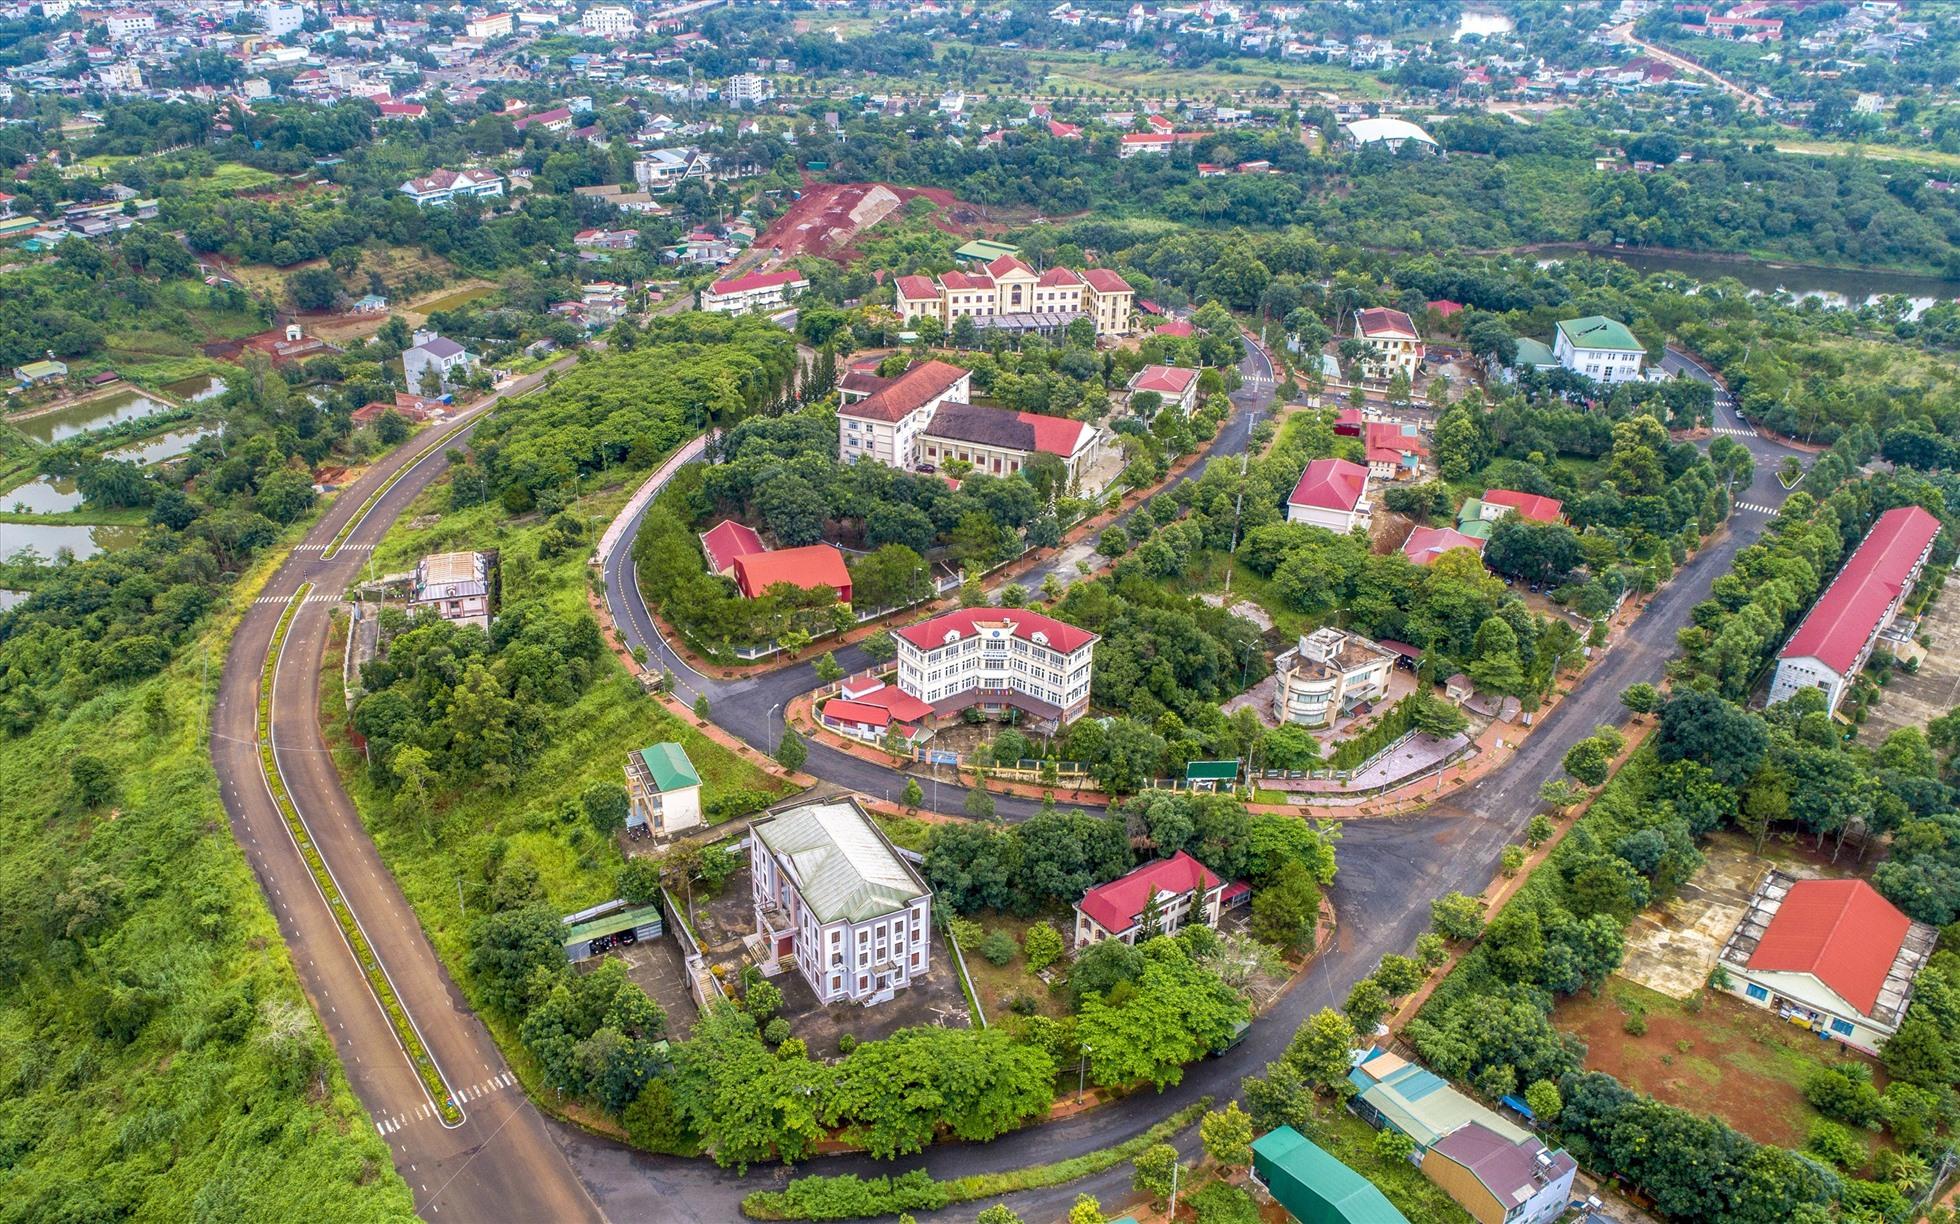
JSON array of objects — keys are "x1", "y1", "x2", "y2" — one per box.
[{"x1": 1741, "y1": 982, "x2": 1857, "y2": 1037}]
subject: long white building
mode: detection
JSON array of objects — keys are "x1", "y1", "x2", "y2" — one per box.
[
  {"x1": 893, "y1": 607, "x2": 1098, "y2": 728},
  {"x1": 751, "y1": 798, "x2": 932, "y2": 1007},
  {"x1": 700, "y1": 269, "x2": 807, "y2": 314},
  {"x1": 893, "y1": 256, "x2": 1135, "y2": 337}
]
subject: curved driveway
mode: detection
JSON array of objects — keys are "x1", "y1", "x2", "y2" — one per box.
[{"x1": 216, "y1": 335, "x2": 1803, "y2": 1222}]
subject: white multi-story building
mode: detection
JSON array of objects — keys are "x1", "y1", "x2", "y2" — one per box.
[
  {"x1": 1353, "y1": 307, "x2": 1423, "y2": 381},
  {"x1": 700, "y1": 269, "x2": 806, "y2": 314},
  {"x1": 837, "y1": 359, "x2": 970, "y2": 468},
  {"x1": 894, "y1": 607, "x2": 1098, "y2": 728},
  {"x1": 1286, "y1": 457, "x2": 1370, "y2": 531},
  {"x1": 410, "y1": 551, "x2": 493, "y2": 630},
  {"x1": 633, "y1": 148, "x2": 713, "y2": 191},
  {"x1": 581, "y1": 4, "x2": 637, "y2": 37},
  {"x1": 403, "y1": 330, "x2": 475, "y2": 392},
  {"x1": 891, "y1": 256, "x2": 1134, "y2": 337},
  {"x1": 623, "y1": 742, "x2": 702, "y2": 837},
  {"x1": 399, "y1": 168, "x2": 505, "y2": 206},
  {"x1": 1553, "y1": 316, "x2": 1646, "y2": 384},
  {"x1": 102, "y1": 9, "x2": 156, "y2": 41},
  {"x1": 1271, "y1": 628, "x2": 1397, "y2": 729},
  {"x1": 257, "y1": 1, "x2": 306, "y2": 38},
  {"x1": 726, "y1": 73, "x2": 772, "y2": 107},
  {"x1": 467, "y1": 12, "x2": 514, "y2": 38},
  {"x1": 751, "y1": 798, "x2": 933, "y2": 1007}
]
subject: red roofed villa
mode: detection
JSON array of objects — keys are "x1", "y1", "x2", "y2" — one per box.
[
  {"x1": 702, "y1": 268, "x2": 808, "y2": 314},
  {"x1": 1154, "y1": 318, "x2": 1195, "y2": 338},
  {"x1": 1074, "y1": 851, "x2": 1234, "y2": 948},
  {"x1": 731, "y1": 544, "x2": 852, "y2": 602},
  {"x1": 1479, "y1": 488, "x2": 1564, "y2": 524},
  {"x1": 1769, "y1": 505, "x2": 1940, "y2": 715},
  {"x1": 1403, "y1": 525, "x2": 1486, "y2": 567},
  {"x1": 817, "y1": 672, "x2": 935, "y2": 743},
  {"x1": 893, "y1": 607, "x2": 1098, "y2": 728},
  {"x1": 1128, "y1": 363, "x2": 1200, "y2": 416},
  {"x1": 1718, "y1": 876, "x2": 1935, "y2": 1054},
  {"x1": 699, "y1": 519, "x2": 766, "y2": 578},
  {"x1": 1286, "y1": 457, "x2": 1371, "y2": 532}
]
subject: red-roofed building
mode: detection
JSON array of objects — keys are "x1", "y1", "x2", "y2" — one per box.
[
  {"x1": 1364, "y1": 421, "x2": 1427, "y2": 481},
  {"x1": 1074, "y1": 851, "x2": 1231, "y2": 948},
  {"x1": 1128, "y1": 364, "x2": 1200, "y2": 416},
  {"x1": 837, "y1": 359, "x2": 972, "y2": 468},
  {"x1": 1770, "y1": 506, "x2": 1940, "y2": 715},
  {"x1": 699, "y1": 519, "x2": 767, "y2": 578},
  {"x1": 1428, "y1": 298, "x2": 1464, "y2": 319},
  {"x1": 1477, "y1": 488, "x2": 1564, "y2": 524},
  {"x1": 1154, "y1": 318, "x2": 1195, "y2": 338},
  {"x1": 1287, "y1": 458, "x2": 1371, "y2": 532},
  {"x1": 817, "y1": 673, "x2": 936, "y2": 741},
  {"x1": 1720, "y1": 876, "x2": 1934, "y2": 1053},
  {"x1": 732, "y1": 544, "x2": 852, "y2": 602},
  {"x1": 377, "y1": 102, "x2": 427, "y2": 120},
  {"x1": 894, "y1": 608, "x2": 1098, "y2": 727},
  {"x1": 702, "y1": 268, "x2": 807, "y2": 314},
  {"x1": 1403, "y1": 525, "x2": 1485, "y2": 566},
  {"x1": 1047, "y1": 119, "x2": 1082, "y2": 140},
  {"x1": 1353, "y1": 306, "x2": 1424, "y2": 380},
  {"x1": 1119, "y1": 132, "x2": 1174, "y2": 157}
]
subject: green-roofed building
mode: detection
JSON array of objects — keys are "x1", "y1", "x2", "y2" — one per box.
[
  {"x1": 1512, "y1": 337, "x2": 1557, "y2": 371},
  {"x1": 954, "y1": 238, "x2": 1021, "y2": 266},
  {"x1": 1185, "y1": 759, "x2": 1239, "y2": 791},
  {"x1": 1252, "y1": 1126, "x2": 1409, "y2": 1224},
  {"x1": 1553, "y1": 315, "x2": 1646, "y2": 384},
  {"x1": 561, "y1": 900, "x2": 666, "y2": 963},
  {"x1": 624, "y1": 742, "x2": 703, "y2": 836},
  {"x1": 1453, "y1": 498, "x2": 1495, "y2": 542},
  {"x1": 751, "y1": 797, "x2": 933, "y2": 1005}
]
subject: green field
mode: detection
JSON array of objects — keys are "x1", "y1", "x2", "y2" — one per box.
[
  {"x1": 1019, "y1": 49, "x2": 1390, "y2": 100},
  {"x1": 0, "y1": 536, "x2": 414, "y2": 1222}
]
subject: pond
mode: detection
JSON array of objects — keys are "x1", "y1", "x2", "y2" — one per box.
[
  {"x1": 107, "y1": 425, "x2": 221, "y2": 465},
  {"x1": 1455, "y1": 9, "x2": 1515, "y2": 39},
  {"x1": 2, "y1": 474, "x2": 82, "y2": 514},
  {"x1": 1544, "y1": 247, "x2": 1960, "y2": 318},
  {"x1": 11, "y1": 389, "x2": 175, "y2": 444},
  {"x1": 160, "y1": 372, "x2": 229, "y2": 403},
  {"x1": 0, "y1": 520, "x2": 144, "y2": 563}
]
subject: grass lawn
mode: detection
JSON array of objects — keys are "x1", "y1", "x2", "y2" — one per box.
[
  {"x1": 1552, "y1": 977, "x2": 1887, "y2": 1162},
  {"x1": 958, "y1": 913, "x2": 1071, "y2": 1021},
  {"x1": 1174, "y1": 549, "x2": 1314, "y2": 642},
  {"x1": 1773, "y1": 139, "x2": 1960, "y2": 172},
  {"x1": 1016, "y1": 48, "x2": 1390, "y2": 100}
]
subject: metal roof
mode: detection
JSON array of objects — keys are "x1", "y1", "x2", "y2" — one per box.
[
  {"x1": 753, "y1": 799, "x2": 928, "y2": 925},
  {"x1": 1556, "y1": 315, "x2": 1642, "y2": 353},
  {"x1": 636, "y1": 743, "x2": 700, "y2": 793},
  {"x1": 1349, "y1": 1048, "x2": 1531, "y2": 1150}
]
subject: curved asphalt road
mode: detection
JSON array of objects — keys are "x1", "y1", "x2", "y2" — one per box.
[{"x1": 215, "y1": 332, "x2": 1802, "y2": 1223}]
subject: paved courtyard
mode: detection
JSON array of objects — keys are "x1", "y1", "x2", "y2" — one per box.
[
  {"x1": 606, "y1": 931, "x2": 700, "y2": 1036},
  {"x1": 1617, "y1": 838, "x2": 1772, "y2": 999},
  {"x1": 1862, "y1": 581, "x2": 1960, "y2": 742}
]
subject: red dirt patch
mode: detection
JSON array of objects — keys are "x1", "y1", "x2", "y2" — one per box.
[
  {"x1": 1554, "y1": 985, "x2": 1885, "y2": 1152},
  {"x1": 756, "y1": 178, "x2": 989, "y2": 262}
]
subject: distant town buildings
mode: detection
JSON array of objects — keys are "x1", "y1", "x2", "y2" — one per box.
[
  {"x1": 410, "y1": 551, "x2": 493, "y2": 630},
  {"x1": 1554, "y1": 316, "x2": 1646, "y2": 384},
  {"x1": 399, "y1": 168, "x2": 505, "y2": 207},
  {"x1": 893, "y1": 607, "x2": 1098, "y2": 729},
  {"x1": 751, "y1": 797, "x2": 933, "y2": 1007},
  {"x1": 1769, "y1": 505, "x2": 1940, "y2": 714}
]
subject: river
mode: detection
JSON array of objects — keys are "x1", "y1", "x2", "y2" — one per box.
[{"x1": 1539, "y1": 247, "x2": 1960, "y2": 317}]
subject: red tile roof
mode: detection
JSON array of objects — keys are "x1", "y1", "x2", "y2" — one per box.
[
  {"x1": 1123, "y1": 132, "x2": 1172, "y2": 146},
  {"x1": 709, "y1": 268, "x2": 806, "y2": 297},
  {"x1": 1019, "y1": 411, "x2": 1093, "y2": 457},
  {"x1": 1077, "y1": 852, "x2": 1221, "y2": 935},
  {"x1": 1131, "y1": 364, "x2": 1198, "y2": 395},
  {"x1": 986, "y1": 254, "x2": 1035, "y2": 278},
  {"x1": 894, "y1": 607, "x2": 1096, "y2": 655},
  {"x1": 1356, "y1": 306, "x2": 1419, "y2": 339},
  {"x1": 1288, "y1": 458, "x2": 1369, "y2": 513},
  {"x1": 1047, "y1": 119, "x2": 1082, "y2": 139},
  {"x1": 1403, "y1": 526, "x2": 1485, "y2": 566},
  {"x1": 940, "y1": 271, "x2": 995, "y2": 292},
  {"x1": 1482, "y1": 488, "x2": 1564, "y2": 523},
  {"x1": 1428, "y1": 299, "x2": 1464, "y2": 317},
  {"x1": 1365, "y1": 421, "x2": 1427, "y2": 464},
  {"x1": 849, "y1": 685, "x2": 933, "y2": 723},
  {"x1": 732, "y1": 544, "x2": 851, "y2": 601},
  {"x1": 1082, "y1": 268, "x2": 1131, "y2": 294},
  {"x1": 700, "y1": 518, "x2": 766, "y2": 575},
  {"x1": 1334, "y1": 407, "x2": 1365, "y2": 436},
  {"x1": 1037, "y1": 266, "x2": 1081, "y2": 287},
  {"x1": 1748, "y1": 879, "x2": 1911, "y2": 1015},
  {"x1": 822, "y1": 698, "x2": 895, "y2": 729},
  {"x1": 1154, "y1": 319, "x2": 1194, "y2": 337},
  {"x1": 839, "y1": 359, "x2": 969, "y2": 423},
  {"x1": 1781, "y1": 506, "x2": 1940, "y2": 675},
  {"x1": 895, "y1": 274, "x2": 939, "y2": 300}
]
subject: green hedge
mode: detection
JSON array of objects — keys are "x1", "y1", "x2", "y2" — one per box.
[
  {"x1": 258, "y1": 585, "x2": 463, "y2": 1125},
  {"x1": 740, "y1": 1098, "x2": 1212, "y2": 1220}
]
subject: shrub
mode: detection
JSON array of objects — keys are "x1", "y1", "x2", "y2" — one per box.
[
  {"x1": 1804, "y1": 1120, "x2": 1865, "y2": 1170},
  {"x1": 1623, "y1": 1012, "x2": 1647, "y2": 1037},
  {"x1": 763, "y1": 1017, "x2": 792, "y2": 1045},
  {"x1": 1023, "y1": 921, "x2": 1064, "y2": 972},
  {"x1": 837, "y1": 1033, "x2": 857, "y2": 1055},
  {"x1": 979, "y1": 930, "x2": 1017, "y2": 966},
  {"x1": 1186, "y1": 1182, "x2": 1258, "y2": 1224}
]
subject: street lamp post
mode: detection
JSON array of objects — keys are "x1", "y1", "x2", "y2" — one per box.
[
  {"x1": 1077, "y1": 1043, "x2": 1092, "y2": 1103},
  {"x1": 767, "y1": 702, "x2": 782, "y2": 756}
]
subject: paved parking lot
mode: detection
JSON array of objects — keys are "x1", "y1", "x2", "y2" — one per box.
[{"x1": 605, "y1": 933, "x2": 700, "y2": 1036}]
